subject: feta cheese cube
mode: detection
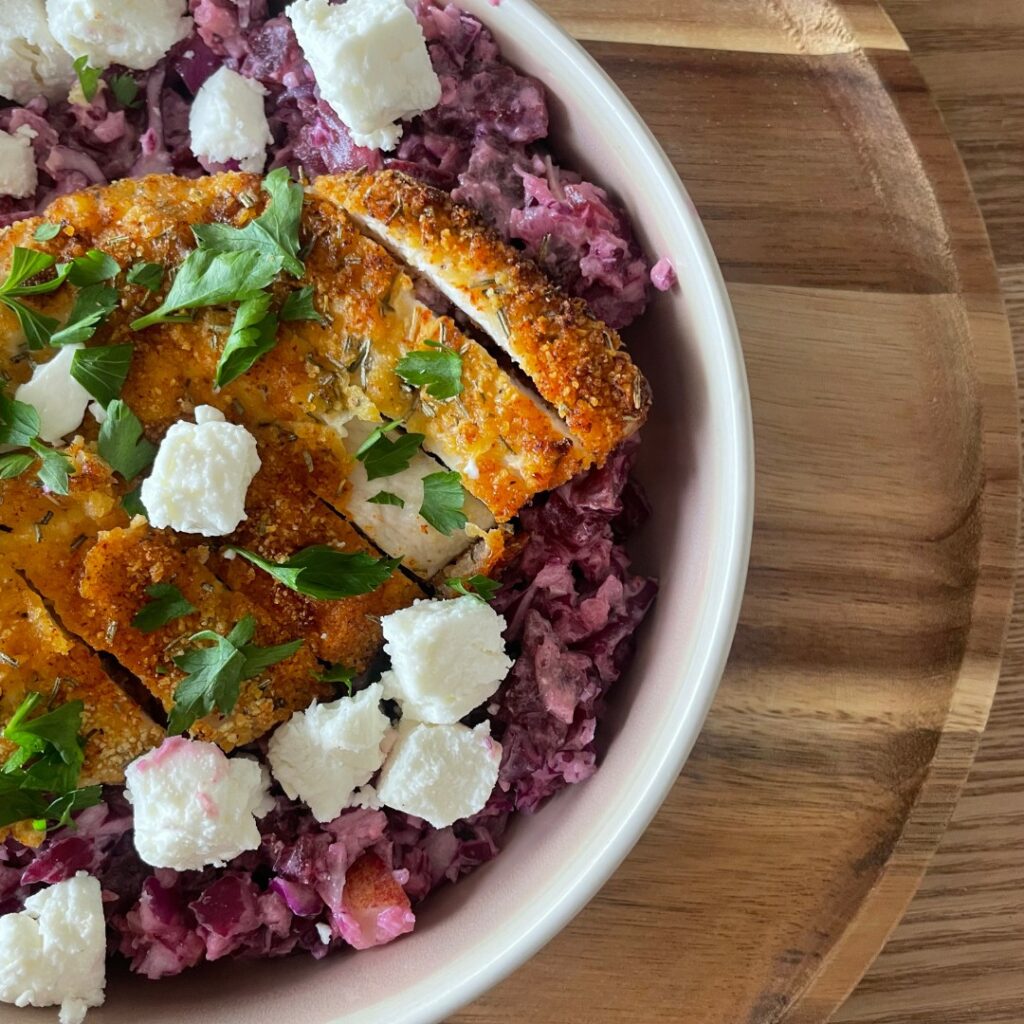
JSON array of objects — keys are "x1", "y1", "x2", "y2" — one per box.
[
  {"x1": 14, "y1": 344, "x2": 91, "y2": 443},
  {"x1": 0, "y1": 126, "x2": 38, "y2": 199},
  {"x1": 288, "y1": 0, "x2": 441, "y2": 151},
  {"x1": 141, "y1": 404, "x2": 261, "y2": 537},
  {"x1": 46, "y1": 0, "x2": 192, "y2": 72},
  {"x1": 268, "y1": 683, "x2": 391, "y2": 822},
  {"x1": 376, "y1": 720, "x2": 501, "y2": 828},
  {"x1": 0, "y1": 0, "x2": 75, "y2": 104},
  {"x1": 125, "y1": 736, "x2": 272, "y2": 870},
  {"x1": 0, "y1": 872, "x2": 106, "y2": 1024},
  {"x1": 381, "y1": 597, "x2": 512, "y2": 724},
  {"x1": 189, "y1": 66, "x2": 272, "y2": 173}
]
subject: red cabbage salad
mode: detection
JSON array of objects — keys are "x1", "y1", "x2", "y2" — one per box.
[{"x1": 0, "y1": 0, "x2": 662, "y2": 1007}]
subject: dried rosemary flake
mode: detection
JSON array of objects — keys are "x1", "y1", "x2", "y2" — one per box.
[
  {"x1": 302, "y1": 450, "x2": 314, "y2": 472},
  {"x1": 69, "y1": 534, "x2": 87, "y2": 551},
  {"x1": 238, "y1": 191, "x2": 257, "y2": 208},
  {"x1": 495, "y1": 305, "x2": 511, "y2": 338},
  {"x1": 0, "y1": 651, "x2": 19, "y2": 667},
  {"x1": 104, "y1": 621, "x2": 118, "y2": 643}
]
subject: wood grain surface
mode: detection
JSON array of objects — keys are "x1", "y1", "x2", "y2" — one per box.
[{"x1": 451, "y1": 1, "x2": 1022, "y2": 1021}]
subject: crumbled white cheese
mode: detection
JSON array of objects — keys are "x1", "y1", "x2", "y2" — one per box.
[
  {"x1": 0, "y1": 0, "x2": 75, "y2": 104},
  {"x1": 0, "y1": 872, "x2": 106, "y2": 1024},
  {"x1": 377, "y1": 720, "x2": 501, "y2": 828},
  {"x1": 381, "y1": 597, "x2": 512, "y2": 724},
  {"x1": 141, "y1": 404, "x2": 261, "y2": 537},
  {"x1": 315, "y1": 921, "x2": 332, "y2": 945},
  {"x1": 0, "y1": 126, "x2": 38, "y2": 199},
  {"x1": 287, "y1": 0, "x2": 441, "y2": 151},
  {"x1": 125, "y1": 736, "x2": 272, "y2": 870},
  {"x1": 46, "y1": 0, "x2": 192, "y2": 72},
  {"x1": 268, "y1": 683, "x2": 391, "y2": 823},
  {"x1": 14, "y1": 344, "x2": 91, "y2": 443},
  {"x1": 87, "y1": 400, "x2": 105, "y2": 424},
  {"x1": 189, "y1": 66, "x2": 272, "y2": 173}
]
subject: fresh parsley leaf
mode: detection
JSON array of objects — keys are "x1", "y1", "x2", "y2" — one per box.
[
  {"x1": 355, "y1": 420, "x2": 425, "y2": 481},
  {"x1": 280, "y1": 285, "x2": 323, "y2": 323},
  {"x1": 122, "y1": 481, "x2": 147, "y2": 517},
  {"x1": 126, "y1": 261, "x2": 164, "y2": 291},
  {"x1": 97, "y1": 399, "x2": 157, "y2": 480},
  {"x1": 4, "y1": 694, "x2": 86, "y2": 771},
  {"x1": 446, "y1": 574, "x2": 500, "y2": 603},
  {"x1": 109, "y1": 73, "x2": 141, "y2": 108},
  {"x1": 0, "y1": 692, "x2": 99, "y2": 830},
  {"x1": 215, "y1": 292, "x2": 279, "y2": 388},
  {"x1": 227, "y1": 545, "x2": 401, "y2": 600},
  {"x1": 50, "y1": 284, "x2": 119, "y2": 347},
  {"x1": 0, "y1": 247, "x2": 64, "y2": 295},
  {"x1": 27, "y1": 439, "x2": 72, "y2": 495},
  {"x1": 1, "y1": 297, "x2": 59, "y2": 349},
  {"x1": 167, "y1": 615, "x2": 303, "y2": 734},
  {"x1": 395, "y1": 341, "x2": 463, "y2": 400},
  {"x1": 0, "y1": 452, "x2": 34, "y2": 480},
  {"x1": 192, "y1": 167, "x2": 305, "y2": 278},
  {"x1": 420, "y1": 471, "x2": 468, "y2": 535},
  {"x1": 44, "y1": 785, "x2": 102, "y2": 828},
  {"x1": 66, "y1": 249, "x2": 120, "y2": 287},
  {"x1": 0, "y1": 393, "x2": 40, "y2": 446},
  {"x1": 72, "y1": 55, "x2": 102, "y2": 103},
  {"x1": 70, "y1": 344, "x2": 132, "y2": 405},
  {"x1": 131, "y1": 249, "x2": 280, "y2": 329},
  {"x1": 317, "y1": 663, "x2": 355, "y2": 692},
  {"x1": 367, "y1": 490, "x2": 404, "y2": 508},
  {"x1": 131, "y1": 583, "x2": 196, "y2": 634},
  {"x1": 32, "y1": 222, "x2": 61, "y2": 243}
]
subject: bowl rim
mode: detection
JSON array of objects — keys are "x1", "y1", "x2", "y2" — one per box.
[{"x1": 358, "y1": 1, "x2": 754, "y2": 1020}]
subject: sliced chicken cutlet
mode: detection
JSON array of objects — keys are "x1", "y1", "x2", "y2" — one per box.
[
  {"x1": 321, "y1": 170, "x2": 652, "y2": 459},
  {"x1": 12, "y1": 173, "x2": 593, "y2": 523},
  {"x1": 0, "y1": 559, "x2": 163, "y2": 784}
]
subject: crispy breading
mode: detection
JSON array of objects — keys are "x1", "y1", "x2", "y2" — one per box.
[
  {"x1": 0, "y1": 559, "x2": 163, "y2": 784},
  {"x1": 323, "y1": 169, "x2": 651, "y2": 460},
  {"x1": 77, "y1": 523, "x2": 329, "y2": 751}
]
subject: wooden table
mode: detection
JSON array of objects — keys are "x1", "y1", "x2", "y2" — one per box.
[
  {"x1": 457, "y1": 1, "x2": 1023, "y2": 1021},
  {"x1": 837, "y1": 2, "x2": 1024, "y2": 1020}
]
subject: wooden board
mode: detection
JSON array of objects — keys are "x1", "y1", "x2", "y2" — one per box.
[{"x1": 451, "y1": 1, "x2": 1020, "y2": 1022}]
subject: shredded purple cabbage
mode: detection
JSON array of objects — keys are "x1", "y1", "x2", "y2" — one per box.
[{"x1": 0, "y1": 0, "x2": 658, "y2": 977}]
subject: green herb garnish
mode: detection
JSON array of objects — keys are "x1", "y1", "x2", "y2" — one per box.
[
  {"x1": 280, "y1": 285, "x2": 323, "y2": 323},
  {"x1": 131, "y1": 583, "x2": 197, "y2": 634},
  {"x1": 167, "y1": 616, "x2": 303, "y2": 734},
  {"x1": 395, "y1": 340, "x2": 463, "y2": 400},
  {"x1": 191, "y1": 167, "x2": 305, "y2": 278},
  {"x1": 66, "y1": 249, "x2": 120, "y2": 287},
  {"x1": 97, "y1": 399, "x2": 157, "y2": 481},
  {"x1": 109, "y1": 73, "x2": 141, "y2": 109},
  {"x1": 446, "y1": 574, "x2": 500, "y2": 602},
  {"x1": 50, "y1": 284, "x2": 119, "y2": 347},
  {"x1": 367, "y1": 490, "x2": 405, "y2": 508},
  {"x1": 226, "y1": 545, "x2": 401, "y2": 600},
  {"x1": 121, "y1": 481, "x2": 147, "y2": 518},
  {"x1": 0, "y1": 452, "x2": 34, "y2": 480},
  {"x1": 72, "y1": 55, "x2": 102, "y2": 103},
  {"x1": 420, "y1": 471, "x2": 468, "y2": 535},
  {"x1": 32, "y1": 222, "x2": 61, "y2": 243},
  {"x1": 317, "y1": 663, "x2": 356, "y2": 692},
  {"x1": 214, "y1": 292, "x2": 279, "y2": 388},
  {"x1": 126, "y1": 261, "x2": 164, "y2": 291},
  {"x1": 0, "y1": 692, "x2": 103, "y2": 830},
  {"x1": 0, "y1": 393, "x2": 41, "y2": 447},
  {"x1": 70, "y1": 344, "x2": 132, "y2": 405},
  {"x1": 130, "y1": 249, "x2": 280, "y2": 330},
  {"x1": 28, "y1": 439, "x2": 73, "y2": 495},
  {"x1": 355, "y1": 419, "x2": 424, "y2": 481}
]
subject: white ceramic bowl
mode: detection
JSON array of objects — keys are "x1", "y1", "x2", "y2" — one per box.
[{"x1": 8, "y1": 2, "x2": 753, "y2": 1021}]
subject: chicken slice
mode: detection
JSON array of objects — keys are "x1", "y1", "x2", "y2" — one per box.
[
  {"x1": 321, "y1": 170, "x2": 651, "y2": 460},
  {"x1": 0, "y1": 558, "x2": 163, "y2": 786},
  {"x1": 75, "y1": 523, "x2": 331, "y2": 750}
]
